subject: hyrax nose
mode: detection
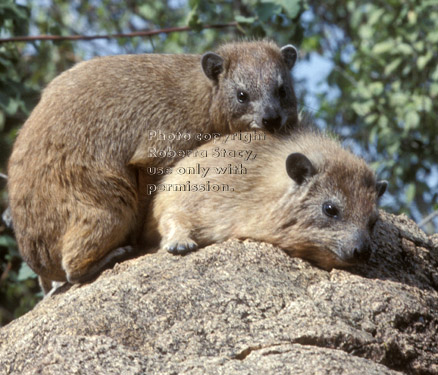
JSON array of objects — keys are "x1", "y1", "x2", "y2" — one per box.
[
  {"x1": 352, "y1": 243, "x2": 371, "y2": 262},
  {"x1": 262, "y1": 115, "x2": 282, "y2": 129}
]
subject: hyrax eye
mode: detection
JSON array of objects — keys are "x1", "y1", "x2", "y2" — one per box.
[
  {"x1": 237, "y1": 90, "x2": 249, "y2": 103},
  {"x1": 278, "y1": 85, "x2": 287, "y2": 98},
  {"x1": 322, "y1": 202, "x2": 340, "y2": 219}
]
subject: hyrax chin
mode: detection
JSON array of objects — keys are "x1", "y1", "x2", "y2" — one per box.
[
  {"x1": 7, "y1": 40, "x2": 298, "y2": 293},
  {"x1": 146, "y1": 127, "x2": 387, "y2": 270}
]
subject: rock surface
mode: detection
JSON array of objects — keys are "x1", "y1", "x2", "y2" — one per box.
[{"x1": 0, "y1": 211, "x2": 437, "y2": 375}]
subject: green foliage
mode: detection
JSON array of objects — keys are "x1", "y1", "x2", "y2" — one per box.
[
  {"x1": 308, "y1": 0, "x2": 438, "y2": 232},
  {"x1": 0, "y1": 232, "x2": 41, "y2": 326}
]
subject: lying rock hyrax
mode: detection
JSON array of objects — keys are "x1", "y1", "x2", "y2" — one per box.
[
  {"x1": 147, "y1": 126, "x2": 387, "y2": 270},
  {"x1": 7, "y1": 40, "x2": 298, "y2": 292}
]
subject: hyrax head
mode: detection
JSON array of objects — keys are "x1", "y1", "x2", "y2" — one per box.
[
  {"x1": 273, "y1": 149, "x2": 387, "y2": 270},
  {"x1": 201, "y1": 40, "x2": 298, "y2": 132}
]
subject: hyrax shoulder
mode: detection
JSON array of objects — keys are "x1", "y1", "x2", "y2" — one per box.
[
  {"x1": 146, "y1": 125, "x2": 387, "y2": 270},
  {"x1": 7, "y1": 40, "x2": 299, "y2": 292}
]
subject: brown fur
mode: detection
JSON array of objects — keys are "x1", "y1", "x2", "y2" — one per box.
[
  {"x1": 7, "y1": 40, "x2": 298, "y2": 292},
  {"x1": 146, "y1": 125, "x2": 386, "y2": 270}
]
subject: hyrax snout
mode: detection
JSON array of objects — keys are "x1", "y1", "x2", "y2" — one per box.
[
  {"x1": 146, "y1": 126, "x2": 387, "y2": 270},
  {"x1": 7, "y1": 40, "x2": 298, "y2": 292}
]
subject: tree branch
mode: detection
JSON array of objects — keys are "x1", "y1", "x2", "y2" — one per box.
[
  {"x1": 418, "y1": 210, "x2": 438, "y2": 228},
  {"x1": 0, "y1": 23, "x2": 238, "y2": 44}
]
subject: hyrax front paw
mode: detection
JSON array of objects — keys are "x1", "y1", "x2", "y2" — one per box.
[{"x1": 164, "y1": 238, "x2": 198, "y2": 255}]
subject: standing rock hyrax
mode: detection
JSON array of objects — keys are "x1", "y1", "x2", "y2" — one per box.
[
  {"x1": 7, "y1": 40, "x2": 299, "y2": 292},
  {"x1": 146, "y1": 126, "x2": 387, "y2": 270}
]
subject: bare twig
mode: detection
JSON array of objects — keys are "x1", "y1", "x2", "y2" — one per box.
[
  {"x1": 418, "y1": 210, "x2": 438, "y2": 228},
  {"x1": 0, "y1": 262, "x2": 12, "y2": 284},
  {"x1": 0, "y1": 23, "x2": 238, "y2": 44}
]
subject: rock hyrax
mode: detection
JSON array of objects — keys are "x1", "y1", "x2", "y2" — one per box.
[
  {"x1": 146, "y1": 126, "x2": 387, "y2": 270},
  {"x1": 7, "y1": 40, "x2": 298, "y2": 292}
]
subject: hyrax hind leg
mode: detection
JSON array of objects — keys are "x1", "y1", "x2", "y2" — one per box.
[
  {"x1": 61, "y1": 204, "x2": 138, "y2": 284},
  {"x1": 159, "y1": 212, "x2": 198, "y2": 255}
]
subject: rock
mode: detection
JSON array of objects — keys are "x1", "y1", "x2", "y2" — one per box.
[{"x1": 0, "y1": 211, "x2": 437, "y2": 375}]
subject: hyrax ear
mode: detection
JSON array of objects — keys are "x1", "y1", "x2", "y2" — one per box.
[
  {"x1": 376, "y1": 180, "x2": 388, "y2": 198},
  {"x1": 201, "y1": 52, "x2": 224, "y2": 82},
  {"x1": 281, "y1": 44, "x2": 298, "y2": 70},
  {"x1": 286, "y1": 153, "x2": 317, "y2": 185}
]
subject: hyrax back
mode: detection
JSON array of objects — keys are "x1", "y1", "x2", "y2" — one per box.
[
  {"x1": 147, "y1": 127, "x2": 387, "y2": 270},
  {"x1": 7, "y1": 40, "x2": 298, "y2": 292}
]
